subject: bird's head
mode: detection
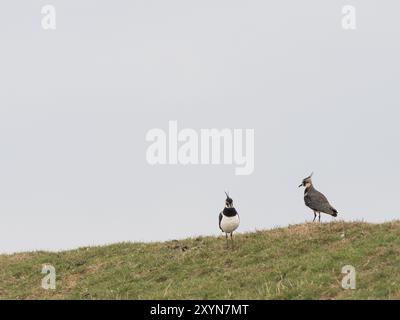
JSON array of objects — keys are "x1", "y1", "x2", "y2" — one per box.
[
  {"x1": 225, "y1": 191, "x2": 233, "y2": 208},
  {"x1": 298, "y1": 172, "x2": 313, "y2": 188}
]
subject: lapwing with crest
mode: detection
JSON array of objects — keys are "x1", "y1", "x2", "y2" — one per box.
[
  {"x1": 219, "y1": 192, "x2": 240, "y2": 247},
  {"x1": 298, "y1": 173, "x2": 338, "y2": 222}
]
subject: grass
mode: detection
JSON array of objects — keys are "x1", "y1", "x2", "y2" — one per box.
[{"x1": 1, "y1": 221, "x2": 400, "y2": 299}]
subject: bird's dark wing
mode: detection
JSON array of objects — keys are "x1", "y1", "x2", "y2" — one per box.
[
  {"x1": 219, "y1": 212, "x2": 223, "y2": 231},
  {"x1": 305, "y1": 189, "x2": 335, "y2": 214}
]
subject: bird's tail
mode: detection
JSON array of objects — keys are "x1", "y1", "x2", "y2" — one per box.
[{"x1": 330, "y1": 207, "x2": 338, "y2": 217}]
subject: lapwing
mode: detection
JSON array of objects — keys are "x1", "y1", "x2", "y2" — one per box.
[
  {"x1": 298, "y1": 173, "x2": 338, "y2": 222},
  {"x1": 219, "y1": 192, "x2": 240, "y2": 247}
]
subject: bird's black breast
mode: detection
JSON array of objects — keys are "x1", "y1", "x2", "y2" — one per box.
[
  {"x1": 219, "y1": 208, "x2": 238, "y2": 231},
  {"x1": 222, "y1": 207, "x2": 238, "y2": 217}
]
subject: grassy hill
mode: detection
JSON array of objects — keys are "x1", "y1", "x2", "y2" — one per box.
[{"x1": 1, "y1": 221, "x2": 400, "y2": 300}]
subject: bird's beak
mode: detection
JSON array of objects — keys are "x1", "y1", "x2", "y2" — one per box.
[{"x1": 298, "y1": 183, "x2": 303, "y2": 188}]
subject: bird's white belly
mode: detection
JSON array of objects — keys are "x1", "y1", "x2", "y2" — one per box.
[{"x1": 220, "y1": 214, "x2": 240, "y2": 233}]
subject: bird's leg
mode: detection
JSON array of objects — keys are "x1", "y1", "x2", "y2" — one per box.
[
  {"x1": 225, "y1": 233, "x2": 228, "y2": 248},
  {"x1": 230, "y1": 232, "x2": 234, "y2": 249},
  {"x1": 313, "y1": 211, "x2": 317, "y2": 222},
  {"x1": 318, "y1": 212, "x2": 321, "y2": 222}
]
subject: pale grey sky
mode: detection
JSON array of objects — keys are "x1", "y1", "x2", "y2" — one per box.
[{"x1": 1, "y1": 1, "x2": 399, "y2": 253}]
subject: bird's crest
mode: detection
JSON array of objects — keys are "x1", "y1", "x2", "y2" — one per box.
[
  {"x1": 299, "y1": 172, "x2": 314, "y2": 187},
  {"x1": 224, "y1": 191, "x2": 233, "y2": 205},
  {"x1": 303, "y1": 172, "x2": 313, "y2": 182}
]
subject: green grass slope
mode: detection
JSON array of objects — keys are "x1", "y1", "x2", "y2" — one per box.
[{"x1": 1, "y1": 221, "x2": 400, "y2": 300}]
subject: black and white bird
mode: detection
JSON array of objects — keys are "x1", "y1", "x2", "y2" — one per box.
[
  {"x1": 219, "y1": 192, "x2": 240, "y2": 246},
  {"x1": 298, "y1": 173, "x2": 338, "y2": 222}
]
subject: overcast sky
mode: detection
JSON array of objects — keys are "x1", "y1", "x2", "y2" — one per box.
[{"x1": 1, "y1": 1, "x2": 399, "y2": 253}]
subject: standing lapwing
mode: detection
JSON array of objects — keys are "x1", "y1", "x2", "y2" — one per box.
[
  {"x1": 298, "y1": 173, "x2": 338, "y2": 222},
  {"x1": 219, "y1": 192, "x2": 240, "y2": 247}
]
